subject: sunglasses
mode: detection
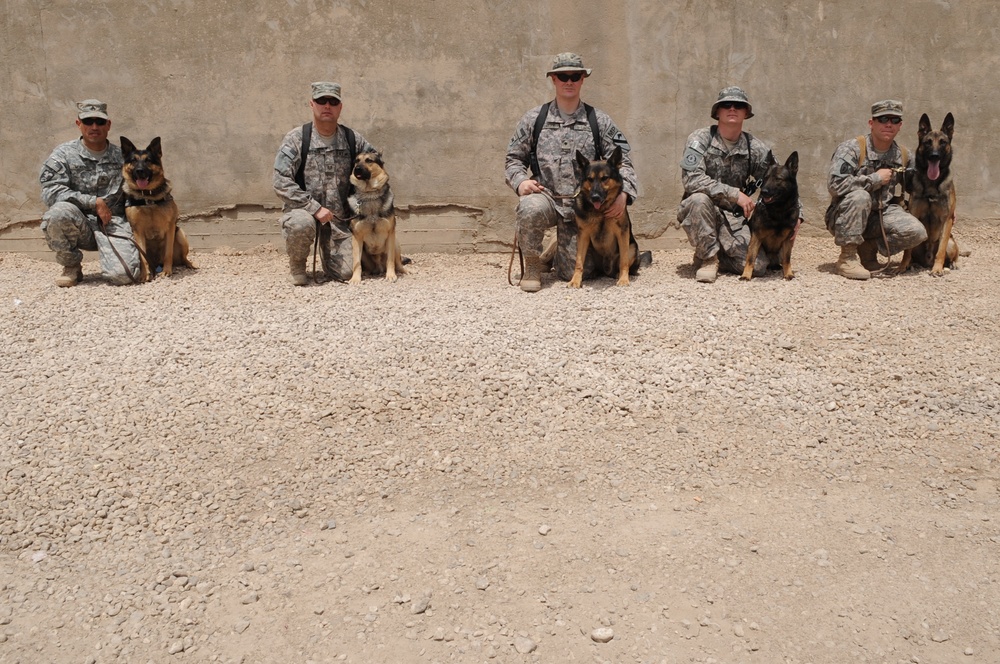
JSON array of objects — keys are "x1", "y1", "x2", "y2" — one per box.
[
  {"x1": 717, "y1": 102, "x2": 748, "y2": 111},
  {"x1": 81, "y1": 118, "x2": 108, "y2": 126},
  {"x1": 314, "y1": 97, "x2": 341, "y2": 106},
  {"x1": 874, "y1": 115, "x2": 902, "y2": 125},
  {"x1": 554, "y1": 72, "x2": 584, "y2": 83}
]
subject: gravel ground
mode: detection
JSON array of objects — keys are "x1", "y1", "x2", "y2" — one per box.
[{"x1": 2, "y1": 229, "x2": 999, "y2": 664}]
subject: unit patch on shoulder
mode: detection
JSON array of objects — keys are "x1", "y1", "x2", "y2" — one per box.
[{"x1": 681, "y1": 146, "x2": 705, "y2": 171}]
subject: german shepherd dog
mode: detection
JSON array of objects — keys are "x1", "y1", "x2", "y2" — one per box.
[
  {"x1": 569, "y1": 146, "x2": 639, "y2": 288},
  {"x1": 741, "y1": 151, "x2": 800, "y2": 281},
  {"x1": 120, "y1": 136, "x2": 195, "y2": 282},
  {"x1": 907, "y1": 113, "x2": 958, "y2": 275},
  {"x1": 347, "y1": 152, "x2": 404, "y2": 284}
]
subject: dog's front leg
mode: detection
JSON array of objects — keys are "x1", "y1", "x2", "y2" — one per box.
[
  {"x1": 385, "y1": 225, "x2": 398, "y2": 283},
  {"x1": 162, "y1": 225, "x2": 176, "y2": 277},
  {"x1": 779, "y1": 237, "x2": 795, "y2": 280},
  {"x1": 615, "y1": 220, "x2": 631, "y2": 287},
  {"x1": 349, "y1": 233, "x2": 364, "y2": 284},
  {"x1": 930, "y1": 215, "x2": 955, "y2": 276},
  {"x1": 740, "y1": 235, "x2": 762, "y2": 281},
  {"x1": 134, "y1": 233, "x2": 151, "y2": 283},
  {"x1": 568, "y1": 226, "x2": 591, "y2": 288}
]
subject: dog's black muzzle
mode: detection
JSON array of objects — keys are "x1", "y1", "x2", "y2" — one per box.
[
  {"x1": 352, "y1": 165, "x2": 371, "y2": 180},
  {"x1": 131, "y1": 166, "x2": 152, "y2": 182}
]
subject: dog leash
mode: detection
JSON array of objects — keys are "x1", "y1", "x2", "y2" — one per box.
[
  {"x1": 507, "y1": 191, "x2": 576, "y2": 287},
  {"x1": 870, "y1": 166, "x2": 909, "y2": 274},
  {"x1": 312, "y1": 213, "x2": 355, "y2": 283}
]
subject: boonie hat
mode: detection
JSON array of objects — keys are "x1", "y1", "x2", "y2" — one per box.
[
  {"x1": 545, "y1": 52, "x2": 592, "y2": 78},
  {"x1": 871, "y1": 99, "x2": 903, "y2": 118},
  {"x1": 711, "y1": 86, "x2": 754, "y2": 120},
  {"x1": 77, "y1": 99, "x2": 109, "y2": 121},
  {"x1": 311, "y1": 82, "x2": 342, "y2": 101}
]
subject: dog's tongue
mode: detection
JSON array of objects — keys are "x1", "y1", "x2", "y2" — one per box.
[
  {"x1": 136, "y1": 178, "x2": 150, "y2": 189},
  {"x1": 927, "y1": 162, "x2": 940, "y2": 182},
  {"x1": 592, "y1": 201, "x2": 602, "y2": 210}
]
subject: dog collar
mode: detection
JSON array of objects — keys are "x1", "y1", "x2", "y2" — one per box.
[{"x1": 126, "y1": 192, "x2": 174, "y2": 207}]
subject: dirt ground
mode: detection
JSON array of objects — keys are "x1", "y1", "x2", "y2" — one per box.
[{"x1": 1, "y1": 229, "x2": 999, "y2": 664}]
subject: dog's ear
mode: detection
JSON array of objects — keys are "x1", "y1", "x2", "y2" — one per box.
[
  {"x1": 941, "y1": 112, "x2": 955, "y2": 141},
  {"x1": 607, "y1": 145, "x2": 623, "y2": 170},
  {"x1": 575, "y1": 150, "x2": 590, "y2": 174},
  {"x1": 373, "y1": 151, "x2": 384, "y2": 166},
  {"x1": 784, "y1": 151, "x2": 799, "y2": 176},
  {"x1": 147, "y1": 137, "x2": 162, "y2": 158},
  {"x1": 120, "y1": 136, "x2": 136, "y2": 157},
  {"x1": 918, "y1": 113, "x2": 932, "y2": 140}
]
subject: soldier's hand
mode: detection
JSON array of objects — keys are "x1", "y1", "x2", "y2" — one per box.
[
  {"x1": 876, "y1": 168, "x2": 893, "y2": 186},
  {"x1": 314, "y1": 207, "x2": 334, "y2": 224},
  {"x1": 517, "y1": 179, "x2": 545, "y2": 196},
  {"x1": 737, "y1": 191, "x2": 755, "y2": 218},
  {"x1": 95, "y1": 198, "x2": 112, "y2": 226},
  {"x1": 604, "y1": 191, "x2": 627, "y2": 220}
]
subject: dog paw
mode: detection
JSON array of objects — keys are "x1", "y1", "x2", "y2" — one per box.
[
  {"x1": 616, "y1": 278, "x2": 631, "y2": 287},
  {"x1": 386, "y1": 274, "x2": 398, "y2": 283},
  {"x1": 567, "y1": 279, "x2": 582, "y2": 289},
  {"x1": 349, "y1": 275, "x2": 362, "y2": 285}
]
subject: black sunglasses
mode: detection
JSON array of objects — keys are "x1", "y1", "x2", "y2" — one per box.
[
  {"x1": 81, "y1": 118, "x2": 108, "y2": 126},
  {"x1": 314, "y1": 97, "x2": 341, "y2": 106},
  {"x1": 554, "y1": 72, "x2": 584, "y2": 83},
  {"x1": 717, "y1": 102, "x2": 748, "y2": 111},
  {"x1": 874, "y1": 115, "x2": 902, "y2": 125}
]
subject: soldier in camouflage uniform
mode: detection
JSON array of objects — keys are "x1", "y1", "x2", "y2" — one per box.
[
  {"x1": 826, "y1": 100, "x2": 927, "y2": 280},
  {"x1": 678, "y1": 86, "x2": 797, "y2": 283},
  {"x1": 39, "y1": 99, "x2": 139, "y2": 287},
  {"x1": 274, "y1": 82, "x2": 377, "y2": 285},
  {"x1": 505, "y1": 53, "x2": 647, "y2": 292}
]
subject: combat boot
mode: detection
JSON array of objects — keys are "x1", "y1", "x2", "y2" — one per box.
[
  {"x1": 288, "y1": 255, "x2": 308, "y2": 286},
  {"x1": 836, "y1": 244, "x2": 871, "y2": 280},
  {"x1": 55, "y1": 265, "x2": 82, "y2": 288},
  {"x1": 520, "y1": 254, "x2": 542, "y2": 292},
  {"x1": 857, "y1": 239, "x2": 881, "y2": 271},
  {"x1": 695, "y1": 254, "x2": 718, "y2": 283}
]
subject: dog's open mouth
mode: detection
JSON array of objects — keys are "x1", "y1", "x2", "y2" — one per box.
[
  {"x1": 926, "y1": 159, "x2": 941, "y2": 182},
  {"x1": 353, "y1": 167, "x2": 370, "y2": 180},
  {"x1": 761, "y1": 195, "x2": 775, "y2": 205},
  {"x1": 134, "y1": 178, "x2": 150, "y2": 189}
]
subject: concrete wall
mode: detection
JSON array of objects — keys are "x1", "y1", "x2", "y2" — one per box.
[{"x1": 2, "y1": 0, "x2": 998, "y2": 255}]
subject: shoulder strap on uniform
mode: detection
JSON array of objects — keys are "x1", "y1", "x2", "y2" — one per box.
[
  {"x1": 900, "y1": 145, "x2": 908, "y2": 168},
  {"x1": 583, "y1": 103, "x2": 603, "y2": 157},
  {"x1": 341, "y1": 124, "x2": 357, "y2": 162},
  {"x1": 529, "y1": 102, "x2": 552, "y2": 178},
  {"x1": 856, "y1": 135, "x2": 867, "y2": 166},
  {"x1": 294, "y1": 122, "x2": 312, "y2": 190}
]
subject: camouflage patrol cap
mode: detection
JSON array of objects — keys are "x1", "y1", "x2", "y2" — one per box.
[
  {"x1": 710, "y1": 86, "x2": 754, "y2": 120},
  {"x1": 871, "y1": 99, "x2": 903, "y2": 118},
  {"x1": 77, "y1": 99, "x2": 109, "y2": 120},
  {"x1": 545, "y1": 53, "x2": 592, "y2": 77},
  {"x1": 311, "y1": 82, "x2": 342, "y2": 101}
]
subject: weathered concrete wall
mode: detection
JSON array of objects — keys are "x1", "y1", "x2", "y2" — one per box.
[{"x1": 2, "y1": 0, "x2": 998, "y2": 255}]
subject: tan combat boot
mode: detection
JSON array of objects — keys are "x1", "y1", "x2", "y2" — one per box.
[
  {"x1": 288, "y1": 255, "x2": 308, "y2": 286},
  {"x1": 695, "y1": 254, "x2": 719, "y2": 283},
  {"x1": 55, "y1": 265, "x2": 82, "y2": 288},
  {"x1": 836, "y1": 244, "x2": 871, "y2": 280},
  {"x1": 520, "y1": 254, "x2": 542, "y2": 292},
  {"x1": 857, "y1": 239, "x2": 881, "y2": 271}
]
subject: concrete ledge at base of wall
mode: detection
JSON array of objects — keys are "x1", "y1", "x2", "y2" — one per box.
[{"x1": 1, "y1": 203, "x2": 835, "y2": 261}]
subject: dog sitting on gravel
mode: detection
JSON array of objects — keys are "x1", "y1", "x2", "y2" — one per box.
[
  {"x1": 906, "y1": 112, "x2": 959, "y2": 275},
  {"x1": 121, "y1": 136, "x2": 196, "y2": 282},
  {"x1": 347, "y1": 152, "x2": 404, "y2": 284},
  {"x1": 740, "y1": 151, "x2": 800, "y2": 281}
]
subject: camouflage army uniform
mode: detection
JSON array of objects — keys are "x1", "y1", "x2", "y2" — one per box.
[
  {"x1": 826, "y1": 135, "x2": 926, "y2": 254},
  {"x1": 273, "y1": 124, "x2": 376, "y2": 281},
  {"x1": 505, "y1": 102, "x2": 638, "y2": 281},
  {"x1": 677, "y1": 126, "x2": 778, "y2": 276},
  {"x1": 39, "y1": 139, "x2": 139, "y2": 284}
]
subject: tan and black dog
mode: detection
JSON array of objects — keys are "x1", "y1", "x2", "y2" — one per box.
[
  {"x1": 569, "y1": 146, "x2": 638, "y2": 288},
  {"x1": 741, "y1": 151, "x2": 800, "y2": 281},
  {"x1": 907, "y1": 112, "x2": 959, "y2": 276},
  {"x1": 120, "y1": 136, "x2": 195, "y2": 282},
  {"x1": 347, "y1": 152, "x2": 404, "y2": 284}
]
